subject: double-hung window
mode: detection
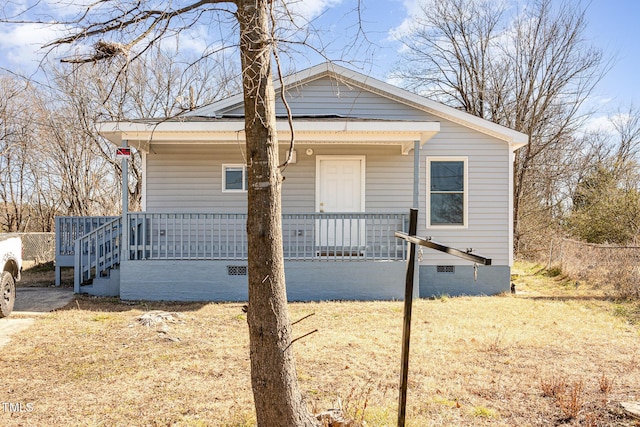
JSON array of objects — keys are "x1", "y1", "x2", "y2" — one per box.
[
  {"x1": 222, "y1": 164, "x2": 248, "y2": 192},
  {"x1": 427, "y1": 157, "x2": 467, "y2": 227}
]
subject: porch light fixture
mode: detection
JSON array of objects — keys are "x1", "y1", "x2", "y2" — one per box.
[{"x1": 306, "y1": 148, "x2": 314, "y2": 156}]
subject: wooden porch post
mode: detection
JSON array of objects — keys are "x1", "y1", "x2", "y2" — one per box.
[
  {"x1": 121, "y1": 139, "x2": 128, "y2": 263},
  {"x1": 412, "y1": 140, "x2": 420, "y2": 299},
  {"x1": 413, "y1": 140, "x2": 420, "y2": 209}
]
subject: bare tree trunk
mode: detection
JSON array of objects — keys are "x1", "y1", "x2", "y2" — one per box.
[
  {"x1": 5, "y1": 0, "x2": 326, "y2": 421},
  {"x1": 237, "y1": 1, "x2": 318, "y2": 426}
]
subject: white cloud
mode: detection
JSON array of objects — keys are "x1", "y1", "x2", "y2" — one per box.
[
  {"x1": 0, "y1": 23, "x2": 57, "y2": 50},
  {"x1": 389, "y1": 0, "x2": 513, "y2": 42},
  {"x1": 0, "y1": 23, "x2": 69, "y2": 71},
  {"x1": 173, "y1": 25, "x2": 210, "y2": 55},
  {"x1": 388, "y1": 0, "x2": 430, "y2": 42},
  {"x1": 2, "y1": 0, "x2": 29, "y2": 18},
  {"x1": 285, "y1": 0, "x2": 345, "y2": 21},
  {"x1": 582, "y1": 115, "x2": 611, "y2": 133},
  {"x1": 0, "y1": 0, "x2": 346, "y2": 73}
]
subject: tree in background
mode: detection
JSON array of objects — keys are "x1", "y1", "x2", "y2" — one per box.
[
  {"x1": 0, "y1": 46, "x2": 237, "y2": 230},
  {"x1": 567, "y1": 106, "x2": 640, "y2": 244},
  {"x1": 394, "y1": 0, "x2": 607, "y2": 254},
  {"x1": 0, "y1": 77, "x2": 43, "y2": 231},
  {"x1": 47, "y1": 48, "x2": 239, "y2": 215},
  {"x1": 567, "y1": 162, "x2": 640, "y2": 244}
]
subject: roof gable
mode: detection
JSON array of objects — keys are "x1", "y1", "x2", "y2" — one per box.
[
  {"x1": 219, "y1": 75, "x2": 430, "y2": 120},
  {"x1": 187, "y1": 63, "x2": 527, "y2": 148}
]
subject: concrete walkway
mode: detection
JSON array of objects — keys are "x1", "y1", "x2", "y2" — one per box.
[{"x1": 0, "y1": 287, "x2": 74, "y2": 348}]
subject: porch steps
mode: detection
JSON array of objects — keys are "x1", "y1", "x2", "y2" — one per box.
[{"x1": 80, "y1": 268, "x2": 120, "y2": 297}]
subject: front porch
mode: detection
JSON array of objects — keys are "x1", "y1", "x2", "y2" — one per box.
[{"x1": 55, "y1": 212, "x2": 409, "y2": 301}]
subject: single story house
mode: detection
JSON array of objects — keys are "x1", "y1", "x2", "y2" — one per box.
[{"x1": 55, "y1": 62, "x2": 527, "y2": 301}]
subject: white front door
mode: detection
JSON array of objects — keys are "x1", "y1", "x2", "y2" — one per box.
[{"x1": 316, "y1": 156, "x2": 365, "y2": 248}]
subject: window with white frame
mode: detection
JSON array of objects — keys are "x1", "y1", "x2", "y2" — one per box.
[
  {"x1": 222, "y1": 164, "x2": 248, "y2": 192},
  {"x1": 427, "y1": 157, "x2": 467, "y2": 227}
]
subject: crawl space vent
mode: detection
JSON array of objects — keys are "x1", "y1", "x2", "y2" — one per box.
[
  {"x1": 227, "y1": 265, "x2": 248, "y2": 276},
  {"x1": 436, "y1": 265, "x2": 455, "y2": 273}
]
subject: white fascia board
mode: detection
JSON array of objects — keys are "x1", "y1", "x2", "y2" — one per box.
[
  {"x1": 185, "y1": 94, "x2": 243, "y2": 117},
  {"x1": 98, "y1": 120, "x2": 439, "y2": 153},
  {"x1": 320, "y1": 64, "x2": 530, "y2": 148},
  {"x1": 185, "y1": 62, "x2": 528, "y2": 149},
  {"x1": 508, "y1": 151, "x2": 515, "y2": 266}
]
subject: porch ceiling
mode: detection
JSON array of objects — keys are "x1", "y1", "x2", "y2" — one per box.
[{"x1": 98, "y1": 119, "x2": 440, "y2": 155}]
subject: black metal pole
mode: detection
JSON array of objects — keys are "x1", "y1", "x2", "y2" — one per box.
[{"x1": 398, "y1": 208, "x2": 418, "y2": 427}]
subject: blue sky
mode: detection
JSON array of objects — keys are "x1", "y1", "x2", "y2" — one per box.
[
  {"x1": 343, "y1": 0, "x2": 640, "y2": 118},
  {"x1": 1, "y1": 0, "x2": 638, "y2": 118},
  {"x1": 581, "y1": 1, "x2": 640, "y2": 111}
]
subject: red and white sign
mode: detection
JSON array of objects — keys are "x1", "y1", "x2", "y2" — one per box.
[{"x1": 116, "y1": 147, "x2": 131, "y2": 158}]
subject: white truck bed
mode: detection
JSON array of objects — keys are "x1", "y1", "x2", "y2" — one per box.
[{"x1": 0, "y1": 234, "x2": 22, "y2": 317}]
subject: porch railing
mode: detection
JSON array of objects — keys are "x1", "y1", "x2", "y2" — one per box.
[
  {"x1": 57, "y1": 212, "x2": 409, "y2": 289},
  {"x1": 55, "y1": 216, "x2": 119, "y2": 258},
  {"x1": 55, "y1": 215, "x2": 119, "y2": 286},
  {"x1": 74, "y1": 217, "x2": 122, "y2": 291},
  {"x1": 127, "y1": 212, "x2": 408, "y2": 261}
]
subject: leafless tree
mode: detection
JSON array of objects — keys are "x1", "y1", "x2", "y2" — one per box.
[
  {"x1": 39, "y1": 47, "x2": 239, "y2": 215},
  {"x1": 610, "y1": 104, "x2": 640, "y2": 166},
  {"x1": 40, "y1": 89, "x2": 120, "y2": 217},
  {"x1": 0, "y1": 76, "x2": 41, "y2": 231},
  {"x1": 2, "y1": 0, "x2": 361, "y2": 424},
  {"x1": 395, "y1": 0, "x2": 607, "y2": 253},
  {"x1": 0, "y1": 42, "x2": 239, "y2": 230},
  {"x1": 560, "y1": 105, "x2": 640, "y2": 244},
  {"x1": 395, "y1": 0, "x2": 508, "y2": 120}
]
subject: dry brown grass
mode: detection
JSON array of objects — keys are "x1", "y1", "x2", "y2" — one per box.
[
  {"x1": 2, "y1": 262, "x2": 640, "y2": 426},
  {"x1": 557, "y1": 239, "x2": 640, "y2": 299}
]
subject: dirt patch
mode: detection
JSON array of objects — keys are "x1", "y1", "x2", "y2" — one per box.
[{"x1": 0, "y1": 318, "x2": 35, "y2": 348}]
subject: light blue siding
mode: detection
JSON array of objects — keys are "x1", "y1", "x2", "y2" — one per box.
[
  {"x1": 137, "y1": 73, "x2": 514, "y2": 299},
  {"x1": 119, "y1": 260, "x2": 406, "y2": 301},
  {"x1": 419, "y1": 265, "x2": 511, "y2": 297},
  {"x1": 145, "y1": 144, "x2": 415, "y2": 214}
]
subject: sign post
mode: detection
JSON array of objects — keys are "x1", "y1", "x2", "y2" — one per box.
[
  {"x1": 397, "y1": 209, "x2": 418, "y2": 427},
  {"x1": 395, "y1": 209, "x2": 492, "y2": 427}
]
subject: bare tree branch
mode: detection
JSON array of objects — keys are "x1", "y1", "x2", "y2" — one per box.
[{"x1": 395, "y1": 0, "x2": 609, "y2": 253}]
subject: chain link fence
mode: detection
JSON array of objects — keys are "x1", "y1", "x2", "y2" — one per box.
[
  {"x1": 551, "y1": 238, "x2": 640, "y2": 299},
  {"x1": 18, "y1": 232, "x2": 56, "y2": 265}
]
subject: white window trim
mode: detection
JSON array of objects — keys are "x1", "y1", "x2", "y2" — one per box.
[
  {"x1": 426, "y1": 156, "x2": 468, "y2": 229},
  {"x1": 222, "y1": 164, "x2": 247, "y2": 192}
]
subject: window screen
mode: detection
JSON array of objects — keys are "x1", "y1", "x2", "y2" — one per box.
[
  {"x1": 223, "y1": 165, "x2": 248, "y2": 192},
  {"x1": 429, "y1": 160, "x2": 465, "y2": 226}
]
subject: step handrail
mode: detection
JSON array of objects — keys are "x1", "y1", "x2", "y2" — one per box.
[{"x1": 74, "y1": 217, "x2": 123, "y2": 292}]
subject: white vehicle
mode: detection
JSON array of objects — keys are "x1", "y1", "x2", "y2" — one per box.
[{"x1": 0, "y1": 234, "x2": 22, "y2": 317}]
